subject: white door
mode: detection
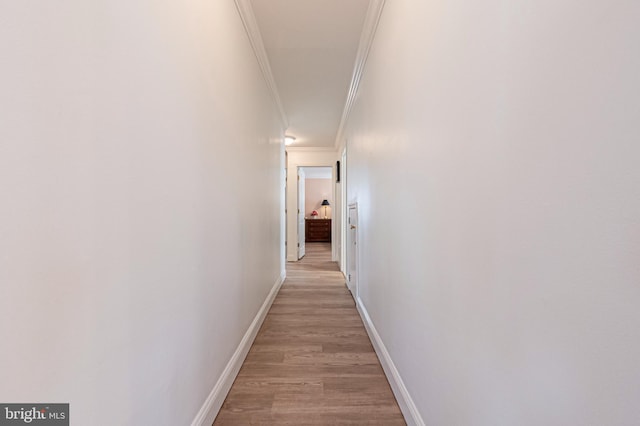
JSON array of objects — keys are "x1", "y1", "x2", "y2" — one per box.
[
  {"x1": 297, "y1": 168, "x2": 306, "y2": 259},
  {"x1": 284, "y1": 152, "x2": 288, "y2": 264},
  {"x1": 347, "y1": 204, "x2": 358, "y2": 296}
]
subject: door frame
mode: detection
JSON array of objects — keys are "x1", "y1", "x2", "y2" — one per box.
[
  {"x1": 340, "y1": 148, "x2": 347, "y2": 273},
  {"x1": 346, "y1": 202, "x2": 359, "y2": 298},
  {"x1": 297, "y1": 167, "x2": 306, "y2": 259},
  {"x1": 285, "y1": 149, "x2": 338, "y2": 262}
]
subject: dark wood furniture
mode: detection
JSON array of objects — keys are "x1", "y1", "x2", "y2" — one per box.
[{"x1": 305, "y1": 218, "x2": 331, "y2": 242}]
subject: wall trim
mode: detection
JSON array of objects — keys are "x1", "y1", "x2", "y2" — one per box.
[
  {"x1": 234, "y1": 0, "x2": 288, "y2": 128},
  {"x1": 334, "y1": 0, "x2": 386, "y2": 151},
  {"x1": 356, "y1": 297, "x2": 426, "y2": 426},
  {"x1": 190, "y1": 271, "x2": 286, "y2": 426}
]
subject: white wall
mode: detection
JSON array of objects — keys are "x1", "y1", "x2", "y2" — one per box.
[
  {"x1": 343, "y1": 0, "x2": 640, "y2": 424},
  {"x1": 305, "y1": 179, "x2": 333, "y2": 219},
  {"x1": 285, "y1": 148, "x2": 338, "y2": 261},
  {"x1": 0, "y1": 1, "x2": 284, "y2": 425}
]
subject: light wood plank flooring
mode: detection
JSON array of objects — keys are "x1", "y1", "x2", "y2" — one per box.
[{"x1": 213, "y1": 243, "x2": 405, "y2": 425}]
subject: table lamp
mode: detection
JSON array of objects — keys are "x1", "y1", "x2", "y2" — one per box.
[{"x1": 321, "y1": 199, "x2": 330, "y2": 218}]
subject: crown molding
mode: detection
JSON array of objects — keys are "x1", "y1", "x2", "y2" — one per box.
[
  {"x1": 334, "y1": 0, "x2": 386, "y2": 151},
  {"x1": 234, "y1": 0, "x2": 289, "y2": 128}
]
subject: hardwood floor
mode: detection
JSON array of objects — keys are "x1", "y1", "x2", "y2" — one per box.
[{"x1": 213, "y1": 243, "x2": 406, "y2": 425}]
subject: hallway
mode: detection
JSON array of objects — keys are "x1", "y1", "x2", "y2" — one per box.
[
  {"x1": 213, "y1": 243, "x2": 405, "y2": 425},
  {"x1": 2, "y1": 0, "x2": 639, "y2": 424}
]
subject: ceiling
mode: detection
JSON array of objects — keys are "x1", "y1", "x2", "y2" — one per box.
[{"x1": 250, "y1": 0, "x2": 371, "y2": 148}]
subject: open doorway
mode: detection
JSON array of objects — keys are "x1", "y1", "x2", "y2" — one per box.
[
  {"x1": 285, "y1": 151, "x2": 337, "y2": 263},
  {"x1": 299, "y1": 166, "x2": 333, "y2": 259}
]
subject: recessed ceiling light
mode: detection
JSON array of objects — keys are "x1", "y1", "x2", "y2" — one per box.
[{"x1": 284, "y1": 135, "x2": 296, "y2": 145}]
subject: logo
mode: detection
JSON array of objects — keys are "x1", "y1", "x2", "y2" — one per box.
[{"x1": 0, "y1": 404, "x2": 68, "y2": 425}]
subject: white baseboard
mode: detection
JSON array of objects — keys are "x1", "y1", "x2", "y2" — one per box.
[
  {"x1": 190, "y1": 271, "x2": 286, "y2": 426},
  {"x1": 356, "y1": 297, "x2": 425, "y2": 426}
]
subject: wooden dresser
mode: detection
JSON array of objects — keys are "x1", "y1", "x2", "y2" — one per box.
[{"x1": 305, "y1": 218, "x2": 331, "y2": 242}]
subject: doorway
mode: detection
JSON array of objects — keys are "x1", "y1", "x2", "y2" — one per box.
[{"x1": 298, "y1": 166, "x2": 333, "y2": 260}]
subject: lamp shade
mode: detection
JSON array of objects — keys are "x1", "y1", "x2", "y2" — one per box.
[{"x1": 321, "y1": 199, "x2": 330, "y2": 206}]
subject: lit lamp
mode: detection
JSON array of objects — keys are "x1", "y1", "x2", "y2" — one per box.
[{"x1": 321, "y1": 199, "x2": 330, "y2": 218}]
